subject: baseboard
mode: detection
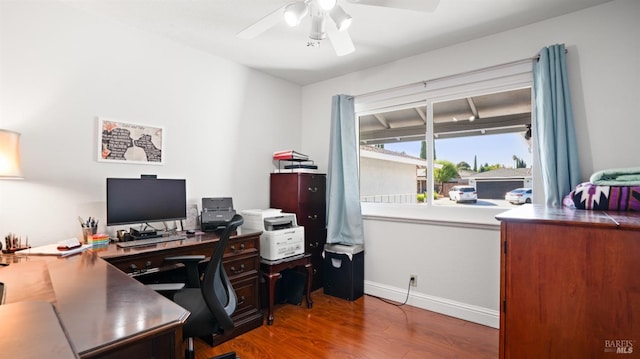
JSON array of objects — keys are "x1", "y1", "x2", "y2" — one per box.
[{"x1": 364, "y1": 280, "x2": 499, "y2": 329}]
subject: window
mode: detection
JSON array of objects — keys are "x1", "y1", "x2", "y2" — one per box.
[{"x1": 356, "y1": 61, "x2": 535, "y2": 210}]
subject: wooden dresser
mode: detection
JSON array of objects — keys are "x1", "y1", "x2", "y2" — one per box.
[
  {"x1": 99, "y1": 231, "x2": 263, "y2": 346},
  {"x1": 270, "y1": 172, "x2": 327, "y2": 290},
  {"x1": 496, "y1": 205, "x2": 640, "y2": 358}
]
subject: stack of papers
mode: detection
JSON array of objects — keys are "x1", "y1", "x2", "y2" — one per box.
[
  {"x1": 273, "y1": 150, "x2": 319, "y2": 173},
  {"x1": 25, "y1": 242, "x2": 92, "y2": 257},
  {"x1": 273, "y1": 150, "x2": 309, "y2": 161}
]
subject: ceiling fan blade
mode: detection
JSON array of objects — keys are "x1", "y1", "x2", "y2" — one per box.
[
  {"x1": 346, "y1": 0, "x2": 440, "y2": 12},
  {"x1": 325, "y1": 19, "x2": 355, "y2": 56},
  {"x1": 237, "y1": 5, "x2": 286, "y2": 39}
]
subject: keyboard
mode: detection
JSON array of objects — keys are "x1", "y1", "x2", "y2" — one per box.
[{"x1": 117, "y1": 235, "x2": 187, "y2": 248}]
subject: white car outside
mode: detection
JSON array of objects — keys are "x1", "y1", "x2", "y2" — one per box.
[
  {"x1": 505, "y1": 188, "x2": 532, "y2": 204},
  {"x1": 448, "y1": 186, "x2": 478, "y2": 203}
]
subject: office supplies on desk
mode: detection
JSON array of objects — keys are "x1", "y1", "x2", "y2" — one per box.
[
  {"x1": 2, "y1": 233, "x2": 30, "y2": 253},
  {"x1": 57, "y1": 238, "x2": 82, "y2": 250},
  {"x1": 79, "y1": 216, "x2": 99, "y2": 243},
  {"x1": 28, "y1": 241, "x2": 91, "y2": 256}
]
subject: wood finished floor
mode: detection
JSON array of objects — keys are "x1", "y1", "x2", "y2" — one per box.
[{"x1": 196, "y1": 290, "x2": 498, "y2": 359}]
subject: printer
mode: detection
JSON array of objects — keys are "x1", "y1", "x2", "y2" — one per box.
[{"x1": 241, "y1": 209, "x2": 305, "y2": 261}]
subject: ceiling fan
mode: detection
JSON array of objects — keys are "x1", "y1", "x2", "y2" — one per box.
[{"x1": 236, "y1": 0, "x2": 440, "y2": 56}]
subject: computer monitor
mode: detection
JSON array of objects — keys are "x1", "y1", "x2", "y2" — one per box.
[{"x1": 106, "y1": 177, "x2": 187, "y2": 227}]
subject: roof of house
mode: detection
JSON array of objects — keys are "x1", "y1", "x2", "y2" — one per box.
[
  {"x1": 463, "y1": 167, "x2": 532, "y2": 179},
  {"x1": 360, "y1": 145, "x2": 422, "y2": 159},
  {"x1": 360, "y1": 145, "x2": 427, "y2": 166}
]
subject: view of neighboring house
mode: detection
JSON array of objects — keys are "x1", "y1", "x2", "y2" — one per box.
[
  {"x1": 466, "y1": 167, "x2": 532, "y2": 199},
  {"x1": 360, "y1": 145, "x2": 532, "y2": 203},
  {"x1": 359, "y1": 145, "x2": 425, "y2": 203}
]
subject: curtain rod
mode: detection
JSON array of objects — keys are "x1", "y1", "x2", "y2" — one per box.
[{"x1": 354, "y1": 49, "x2": 568, "y2": 99}]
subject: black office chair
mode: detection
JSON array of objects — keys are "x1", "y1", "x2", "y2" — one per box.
[{"x1": 151, "y1": 214, "x2": 243, "y2": 359}]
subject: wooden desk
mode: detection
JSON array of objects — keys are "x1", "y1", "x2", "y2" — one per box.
[
  {"x1": 0, "y1": 301, "x2": 78, "y2": 359},
  {"x1": 0, "y1": 230, "x2": 263, "y2": 357},
  {"x1": 0, "y1": 253, "x2": 188, "y2": 358},
  {"x1": 261, "y1": 254, "x2": 313, "y2": 325},
  {"x1": 496, "y1": 205, "x2": 640, "y2": 359},
  {"x1": 97, "y1": 231, "x2": 264, "y2": 344}
]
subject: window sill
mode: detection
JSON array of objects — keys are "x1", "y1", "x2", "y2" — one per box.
[{"x1": 361, "y1": 202, "x2": 504, "y2": 230}]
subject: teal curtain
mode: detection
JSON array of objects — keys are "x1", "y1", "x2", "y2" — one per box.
[
  {"x1": 326, "y1": 94, "x2": 364, "y2": 245},
  {"x1": 533, "y1": 44, "x2": 581, "y2": 206}
]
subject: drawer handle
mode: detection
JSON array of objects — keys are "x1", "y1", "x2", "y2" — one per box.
[
  {"x1": 238, "y1": 296, "x2": 246, "y2": 305},
  {"x1": 308, "y1": 187, "x2": 318, "y2": 193},
  {"x1": 230, "y1": 243, "x2": 245, "y2": 252},
  {"x1": 230, "y1": 264, "x2": 245, "y2": 274},
  {"x1": 307, "y1": 214, "x2": 318, "y2": 220}
]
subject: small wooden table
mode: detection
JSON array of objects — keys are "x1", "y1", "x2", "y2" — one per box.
[{"x1": 261, "y1": 254, "x2": 313, "y2": 325}]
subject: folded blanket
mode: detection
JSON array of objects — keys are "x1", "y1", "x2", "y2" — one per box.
[
  {"x1": 590, "y1": 167, "x2": 640, "y2": 186},
  {"x1": 564, "y1": 182, "x2": 640, "y2": 211}
]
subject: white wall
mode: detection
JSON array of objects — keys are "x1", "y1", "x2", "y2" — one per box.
[
  {"x1": 301, "y1": 0, "x2": 639, "y2": 328},
  {"x1": 0, "y1": 1, "x2": 302, "y2": 244}
]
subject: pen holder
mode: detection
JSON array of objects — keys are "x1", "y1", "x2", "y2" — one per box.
[{"x1": 82, "y1": 227, "x2": 97, "y2": 244}]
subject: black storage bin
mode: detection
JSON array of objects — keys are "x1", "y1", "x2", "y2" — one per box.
[{"x1": 323, "y1": 243, "x2": 364, "y2": 301}]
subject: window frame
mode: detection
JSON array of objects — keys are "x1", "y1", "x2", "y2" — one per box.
[{"x1": 355, "y1": 60, "x2": 538, "y2": 225}]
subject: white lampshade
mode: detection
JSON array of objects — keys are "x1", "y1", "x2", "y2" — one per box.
[
  {"x1": 0, "y1": 129, "x2": 23, "y2": 179},
  {"x1": 284, "y1": 2, "x2": 309, "y2": 27},
  {"x1": 317, "y1": 0, "x2": 337, "y2": 11},
  {"x1": 329, "y1": 5, "x2": 352, "y2": 31}
]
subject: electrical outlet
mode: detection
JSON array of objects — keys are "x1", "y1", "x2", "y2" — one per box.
[{"x1": 410, "y1": 274, "x2": 417, "y2": 287}]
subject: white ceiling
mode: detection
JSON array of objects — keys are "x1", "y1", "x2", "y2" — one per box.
[{"x1": 59, "y1": 0, "x2": 612, "y2": 85}]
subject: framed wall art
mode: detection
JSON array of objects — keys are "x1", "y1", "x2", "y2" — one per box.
[{"x1": 97, "y1": 118, "x2": 164, "y2": 165}]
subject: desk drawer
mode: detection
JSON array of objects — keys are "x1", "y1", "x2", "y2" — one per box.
[
  {"x1": 225, "y1": 236, "x2": 258, "y2": 257},
  {"x1": 223, "y1": 255, "x2": 258, "y2": 280},
  {"x1": 107, "y1": 244, "x2": 214, "y2": 275},
  {"x1": 231, "y1": 275, "x2": 260, "y2": 317}
]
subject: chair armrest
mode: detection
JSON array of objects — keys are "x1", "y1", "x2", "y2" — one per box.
[
  {"x1": 164, "y1": 255, "x2": 206, "y2": 263},
  {"x1": 146, "y1": 283, "x2": 186, "y2": 292},
  {"x1": 164, "y1": 255, "x2": 206, "y2": 288},
  {"x1": 146, "y1": 283, "x2": 186, "y2": 300}
]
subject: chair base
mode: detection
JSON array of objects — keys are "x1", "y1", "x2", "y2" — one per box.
[
  {"x1": 212, "y1": 352, "x2": 237, "y2": 359},
  {"x1": 184, "y1": 337, "x2": 238, "y2": 359}
]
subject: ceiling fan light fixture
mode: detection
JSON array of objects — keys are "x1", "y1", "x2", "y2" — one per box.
[
  {"x1": 329, "y1": 5, "x2": 352, "y2": 31},
  {"x1": 309, "y1": 14, "x2": 327, "y2": 40},
  {"x1": 284, "y1": 2, "x2": 309, "y2": 27},
  {"x1": 317, "y1": 0, "x2": 337, "y2": 11}
]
